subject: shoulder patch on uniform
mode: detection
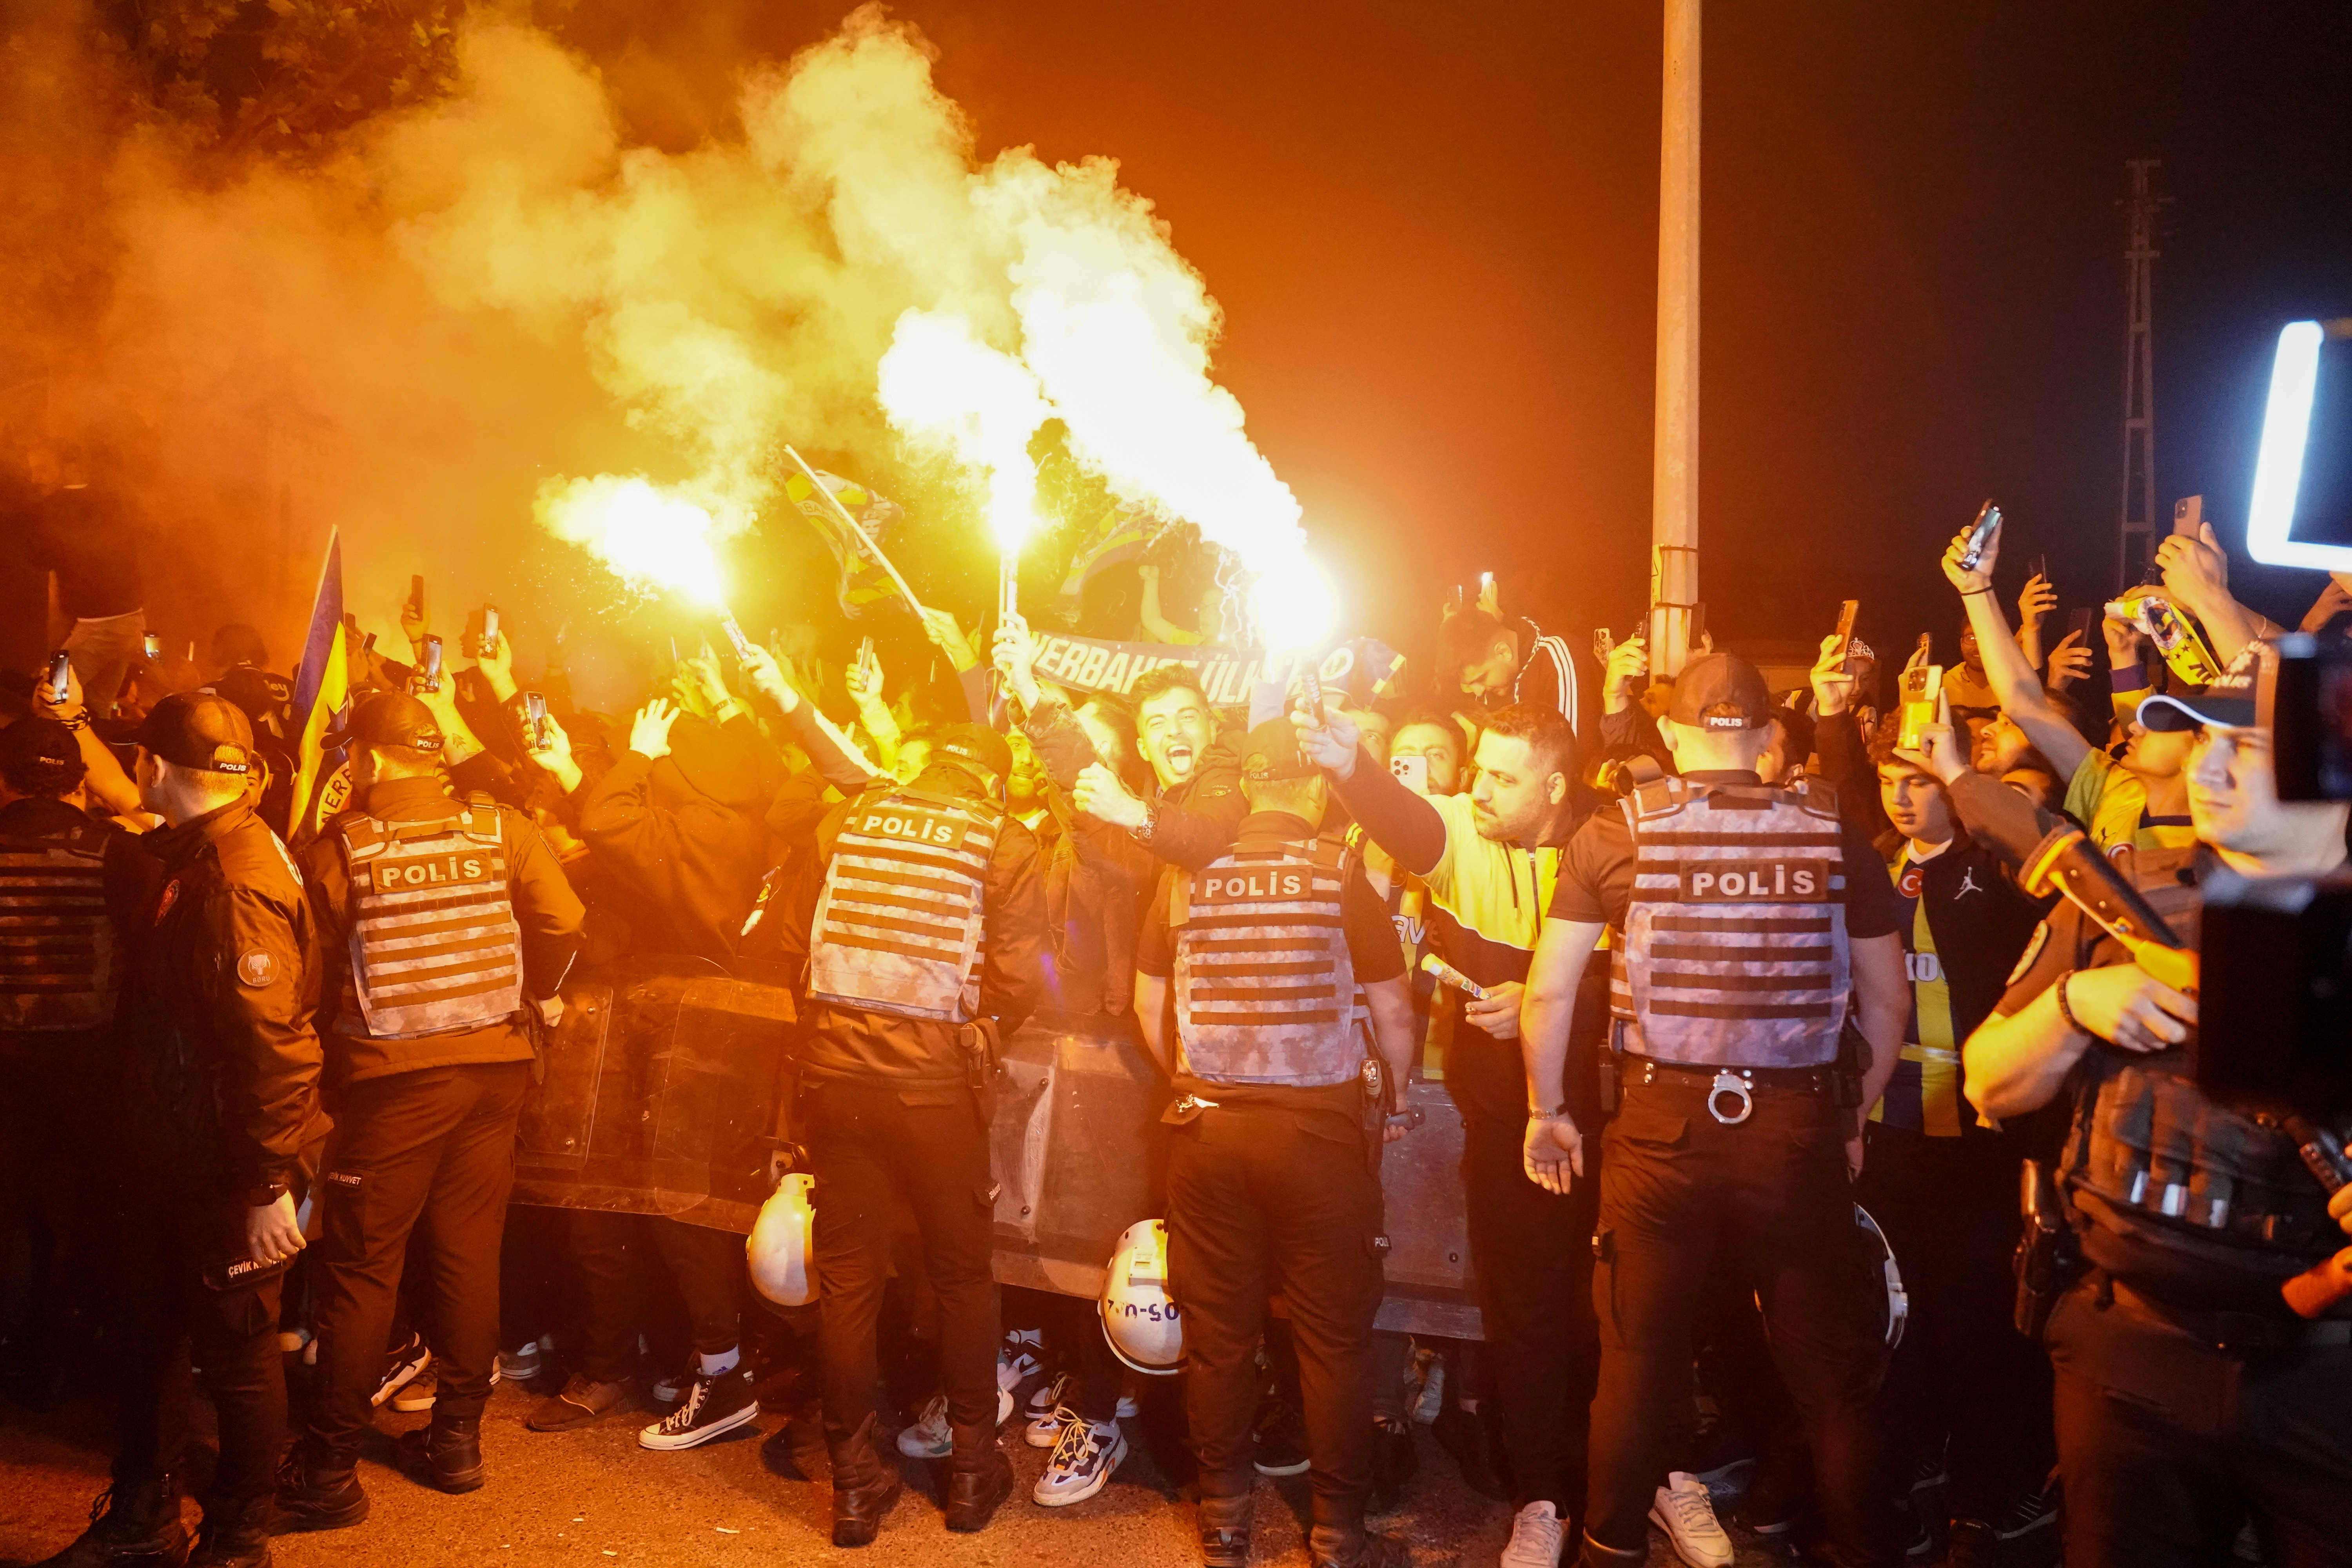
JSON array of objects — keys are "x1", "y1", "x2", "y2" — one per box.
[
  {"x1": 238, "y1": 950, "x2": 276, "y2": 987},
  {"x1": 2005, "y1": 921, "x2": 2051, "y2": 987}
]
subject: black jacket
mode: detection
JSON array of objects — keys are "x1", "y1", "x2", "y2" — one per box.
[{"x1": 122, "y1": 799, "x2": 329, "y2": 1201}]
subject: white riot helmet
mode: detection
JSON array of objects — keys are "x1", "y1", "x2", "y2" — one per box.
[
  {"x1": 748, "y1": 1173, "x2": 817, "y2": 1308},
  {"x1": 1100, "y1": 1219, "x2": 1183, "y2": 1376},
  {"x1": 1854, "y1": 1203, "x2": 1909, "y2": 1350}
]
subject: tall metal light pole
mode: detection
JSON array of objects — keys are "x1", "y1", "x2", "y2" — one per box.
[
  {"x1": 2117, "y1": 159, "x2": 2164, "y2": 590},
  {"x1": 1648, "y1": 0, "x2": 1701, "y2": 677}
]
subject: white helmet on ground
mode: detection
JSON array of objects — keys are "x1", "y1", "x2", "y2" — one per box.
[
  {"x1": 1854, "y1": 1202, "x2": 1908, "y2": 1350},
  {"x1": 1100, "y1": 1218, "x2": 1183, "y2": 1376},
  {"x1": 748, "y1": 1173, "x2": 817, "y2": 1307}
]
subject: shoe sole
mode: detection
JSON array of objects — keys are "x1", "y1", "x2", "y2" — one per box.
[
  {"x1": 1252, "y1": 1457, "x2": 1311, "y2": 1477},
  {"x1": 391, "y1": 1389, "x2": 437, "y2": 1413},
  {"x1": 1023, "y1": 1421, "x2": 1059, "y2": 1449},
  {"x1": 371, "y1": 1353, "x2": 432, "y2": 1409},
  {"x1": 1033, "y1": 1434, "x2": 1127, "y2": 1507},
  {"x1": 639, "y1": 1400, "x2": 761, "y2": 1450},
  {"x1": 273, "y1": 1495, "x2": 371, "y2": 1535},
  {"x1": 1648, "y1": 1507, "x2": 1735, "y2": 1568},
  {"x1": 945, "y1": 1479, "x2": 1015, "y2": 1532}
]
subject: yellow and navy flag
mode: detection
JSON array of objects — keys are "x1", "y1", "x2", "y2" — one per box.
[
  {"x1": 786, "y1": 468, "x2": 904, "y2": 618},
  {"x1": 1056, "y1": 505, "x2": 1159, "y2": 610},
  {"x1": 287, "y1": 529, "x2": 353, "y2": 847}
]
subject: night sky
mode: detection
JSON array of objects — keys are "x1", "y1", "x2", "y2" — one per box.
[{"x1": 397, "y1": 2, "x2": 2352, "y2": 668}]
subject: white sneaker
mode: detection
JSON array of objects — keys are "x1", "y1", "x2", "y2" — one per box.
[
  {"x1": 897, "y1": 1392, "x2": 952, "y2": 1458},
  {"x1": 1501, "y1": 1499, "x2": 1565, "y2": 1567},
  {"x1": 1651, "y1": 1470, "x2": 1736, "y2": 1568},
  {"x1": 1025, "y1": 1373, "x2": 1073, "y2": 1446},
  {"x1": 1031, "y1": 1410, "x2": 1126, "y2": 1506}
]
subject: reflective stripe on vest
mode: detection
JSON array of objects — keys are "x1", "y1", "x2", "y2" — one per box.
[
  {"x1": 0, "y1": 826, "x2": 115, "y2": 1031},
  {"x1": 1613, "y1": 778, "x2": 1851, "y2": 1068},
  {"x1": 809, "y1": 788, "x2": 1000, "y2": 1023},
  {"x1": 338, "y1": 808, "x2": 524, "y2": 1039},
  {"x1": 1173, "y1": 838, "x2": 1359, "y2": 1086}
]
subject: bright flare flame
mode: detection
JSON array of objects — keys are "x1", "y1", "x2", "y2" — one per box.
[
  {"x1": 877, "y1": 309, "x2": 1049, "y2": 557},
  {"x1": 535, "y1": 474, "x2": 727, "y2": 601},
  {"x1": 1250, "y1": 548, "x2": 1336, "y2": 655}
]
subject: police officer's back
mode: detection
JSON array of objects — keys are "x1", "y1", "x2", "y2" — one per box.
[
  {"x1": 34, "y1": 693, "x2": 326, "y2": 1568},
  {"x1": 793, "y1": 722, "x2": 1045, "y2": 1546},
  {"x1": 278, "y1": 692, "x2": 583, "y2": 1525},
  {"x1": 1961, "y1": 647, "x2": 2352, "y2": 1568},
  {"x1": 1133, "y1": 719, "x2": 1419, "y2": 1568},
  {"x1": 1521, "y1": 653, "x2": 1913, "y2": 1568}
]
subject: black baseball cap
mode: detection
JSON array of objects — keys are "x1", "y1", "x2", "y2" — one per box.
[
  {"x1": 1666, "y1": 651, "x2": 1772, "y2": 731},
  {"x1": 931, "y1": 723, "x2": 1012, "y2": 783},
  {"x1": 0, "y1": 717, "x2": 82, "y2": 777},
  {"x1": 321, "y1": 691, "x2": 444, "y2": 753},
  {"x1": 1240, "y1": 718, "x2": 1314, "y2": 781},
  {"x1": 2138, "y1": 642, "x2": 2268, "y2": 732},
  {"x1": 137, "y1": 692, "x2": 256, "y2": 775}
]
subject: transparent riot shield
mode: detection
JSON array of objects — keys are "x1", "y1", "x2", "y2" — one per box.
[{"x1": 513, "y1": 956, "x2": 795, "y2": 1234}]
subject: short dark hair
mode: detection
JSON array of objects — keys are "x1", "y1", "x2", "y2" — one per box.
[
  {"x1": 1129, "y1": 664, "x2": 1207, "y2": 713},
  {"x1": 1768, "y1": 706, "x2": 1816, "y2": 766},
  {"x1": 1477, "y1": 703, "x2": 1576, "y2": 784},
  {"x1": 1392, "y1": 708, "x2": 1466, "y2": 753},
  {"x1": 1437, "y1": 608, "x2": 1511, "y2": 677},
  {"x1": 210, "y1": 622, "x2": 269, "y2": 669}
]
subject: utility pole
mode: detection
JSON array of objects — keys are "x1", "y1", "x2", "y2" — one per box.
[
  {"x1": 1648, "y1": 0, "x2": 1700, "y2": 676},
  {"x1": 2118, "y1": 159, "x2": 2165, "y2": 589}
]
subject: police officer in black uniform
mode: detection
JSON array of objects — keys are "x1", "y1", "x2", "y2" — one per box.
[
  {"x1": 790, "y1": 722, "x2": 1046, "y2": 1547},
  {"x1": 34, "y1": 693, "x2": 328, "y2": 1568},
  {"x1": 1520, "y1": 653, "x2": 1913, "y2": 1568},
  {"x1": 276, "y1": 692, "x2": 584, "y2": 1526},
  {"x1": 1960, "y1": 645, "x2": 2352, "y2": 1568},
  {"x1": 0, "y1": 719, "x2": 149, "y2": 1400},
  {"x1": 1133, "y1": 718, "x2": 1421, "y2": 1568}
]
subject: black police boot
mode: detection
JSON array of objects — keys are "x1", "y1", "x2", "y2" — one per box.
[
  {"x1": 826, "y1": 1414, "x2": 903, "y2": 1548},
  {"x1": 186, "y1": 1494, "x2": 275, "y2": 1568},
  {"x1": 1577, "y1": 1531, "x2": 1648, "y2": 1568},
  {"x1": 394, "y1": 1411, "x2": 485, "y2": 1494},
  {"x1": 270, "y1": 1441, "x2": 369, "y2": 1535},
  {"x1": 941, "y1": 1421, "x2": 1014, "y2": 1533},
  {"x1": 33, "y1": 1471, "x2": 189, "y2": 1568},
  {"x1": 1197, "y1": 1488, "x2": 1254, "y2": 1568},
  {"x1": 1309, "y1": 1519, "x2": 1409, "y2": 1568}
]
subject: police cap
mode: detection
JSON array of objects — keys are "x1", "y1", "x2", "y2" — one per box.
[
  {"x1": 321, "y1": 691, "x2": 444, "y2": 754},
  {"x1": 1667, "y1": 652, "x2": 1772, "y2": 731},
  {"x1": 1240, "y1": 718, "x2": 1314, "y2": 781},
  {"x1": 931, "y1": 723, "x2": 1011, "y2": 784},
  {"x1": 137, "y1": 692, "x2": 257, "y2": 775}
]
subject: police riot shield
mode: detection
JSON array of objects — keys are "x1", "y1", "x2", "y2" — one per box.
[
  {"x1": 985, "y1": 1013, "x2": 1483, "y2": 1339},
  {"x1": 514, "y1": 956, "x2": 795, "y2": 1234}
]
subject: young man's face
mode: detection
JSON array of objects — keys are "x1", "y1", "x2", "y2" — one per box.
[
  {"x1": 1135, "y1": 686, "x2": 1212, "y2": 789},
  {"x1": 1074, "y1": 704, "x2": 1125, "y2": 773},
  {"x1": 1469, "y1": 731, "x2": 1560, "y2": 844},
  {"x1": 1878, "y1": 760, "x2": 1954, "y2": 846},
  {"x1": 1459, "y1": 635, "x2": 1519, "y2": 699},
  {"x1": 1390, "y1": 722, "x2": 1464, "y2": 795},
  {"x1": 1006, "y1": 733, "x2": 1045, "y2": 806},
  {"x1": 1960, "y1": 624, "x2": 1984, "y2": 673},
  {"x1": 1975, "y1": 712, "x2": 2032, "y2": 774},
  {"x1": 2124, "y1": 720, "x2": 2194, "y2": 780},
  {"x1": 893, "y1": 737, "x2": 933, "y2": 784},
  {"x1": 2186, "y1": 723, "x2": 2281, "y2": 849},
  {"x1": 1352, "y1": 710, "x2": 1396, "y2": 768}
]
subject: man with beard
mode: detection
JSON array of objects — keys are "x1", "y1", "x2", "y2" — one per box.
[
  {"x1": 1294, "y1": 701, "x2": 1598, "y2": 1568},
  {"x1": 1064, "y1": 664, "x2": 1249, "y2": 870}
]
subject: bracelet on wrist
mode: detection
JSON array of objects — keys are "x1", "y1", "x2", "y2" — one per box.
[
  {"x1": 2053, "y1": 969, "x2": 2083, "y2": 1035},
  {"x1": 1960, "y1": 587, "x2": 1994, "y2": 598}
]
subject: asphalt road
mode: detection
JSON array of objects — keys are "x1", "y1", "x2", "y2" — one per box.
[{"x1": 0, "y1": 1374, "x2": 1793, "y2": 1568}]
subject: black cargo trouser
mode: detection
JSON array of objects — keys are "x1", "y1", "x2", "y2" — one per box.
[
  {"x1": 807, "y1": 1078, "x2": 1000, "y2": 1453},
  {"x1": 2046, "y1": 1278, "x2": 2352, "y2": 1568},
  {"x1": 1164, "y1": 1096, "x2": 1385, "y2": 1533},
  {"x1": 110, "y1": 1137, "x2": 293, "y2": 1510},
  {"x1": 1859, "y1": 1123, "x2": 2053, "y2": 1519},
  {"x1": 308, "y1": 1062, "x2": 528, "y2": 1460},
  {"x1": 1445, "y1": 1025, "x2": 1603, "y2": 1516},
  {"x1": 1588, "y1": 1076, "x2": 1898, "y2": 1568}
]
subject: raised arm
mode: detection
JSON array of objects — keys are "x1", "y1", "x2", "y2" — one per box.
[
  {"x1": 1942, "y1": 521, "x2": 2091, "y2": 779},
  {"x1": 1295, "y1": 705, "x2": 1448, "y2": 878}
]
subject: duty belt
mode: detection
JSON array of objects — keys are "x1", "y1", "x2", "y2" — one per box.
[
  {"x1": 1625, "y1": 1054, "x2": 1833, "y2": 1126},
  {"x1": 2106, "y1": 1276, "x2": 2352, "y2": 1354}
]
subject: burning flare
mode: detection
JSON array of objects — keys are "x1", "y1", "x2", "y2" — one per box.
[
  {"x1": 875, "y1": 309, "x2": 1049, "y2": 556},
  {"x1": 534, "y1": 474, "x2": 726, "y2": 602}
]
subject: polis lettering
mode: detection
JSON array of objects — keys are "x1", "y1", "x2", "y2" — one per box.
[
  {"x1": 372, "y1": 853, "x2": 490, "y2": 891},
  {"x1": 1200, "y1": 870, "x2": 1309, "y2": 902},
  {"x1": 858, "y1": 810, "x2": 959, "y2": 849},
  {"x1": 1679, "y1": 860, "x2": 1828, "y2": 903}
]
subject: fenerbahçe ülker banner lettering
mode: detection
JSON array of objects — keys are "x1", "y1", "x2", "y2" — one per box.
[{"x1": 1025, "y1": 633, "x2": 1404, "y2": 709}]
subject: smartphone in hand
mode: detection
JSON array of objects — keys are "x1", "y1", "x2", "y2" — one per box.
[{"x1": 1958, "y1": 501, "x2": 2003, "y2": 571}]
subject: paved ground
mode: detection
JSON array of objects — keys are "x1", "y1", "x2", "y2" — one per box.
[{"x1": 0, "y1": 1375, "x2": 1800, "y2": 1568}]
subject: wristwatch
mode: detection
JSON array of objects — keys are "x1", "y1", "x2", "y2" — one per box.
[
  {"x1": 243, "y1": 1179, "x2": 289, "y2": 1208},
  {"x1": 1131, "y1": 797, "x2": 1161, "y2": 844},
  {"x1": 1528, "y1": 1104, "x2": 1574, "y2": 1123}
]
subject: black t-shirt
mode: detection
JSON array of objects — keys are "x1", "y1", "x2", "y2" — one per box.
[
  {"x1": 1137, "y1": 811, "x2": 1408, "y2": 985},
  {"x1": 1547, "y1": 770, "x2": 1904, "y2": 940}
]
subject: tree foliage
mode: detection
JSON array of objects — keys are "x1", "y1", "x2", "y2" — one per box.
[{"x1": 98, "y1": 0, "x2": 463, "y2": 157}]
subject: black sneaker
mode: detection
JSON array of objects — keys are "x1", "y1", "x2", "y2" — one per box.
[
  {"x1": 1252, "y1": 1396, "x2": 1311, "y2": 1477},
  {"x1": 1368, "y1": 1415, "x2": 1418, "y2": 1514},
  {"x1": 638, "y1": 1366, "x2": 759, "y2": 1450},
  {"x1": 371, "y1": 1331, "x2": 432, "y2": 1410},
  {"x1": 1738, "y1": 1471, "x2": 1807, "y2": 1537},
  {"x1": 33, "y1": 1473, "x2": 189, "y2": 1568}
]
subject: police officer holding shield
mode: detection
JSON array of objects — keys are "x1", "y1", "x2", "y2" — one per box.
[
  {"x1": 1133, "y1": 719, "x2": 1420, "y2": 1568},
  {"x1": 790, "y1": 722, "x2": 1046, "y2": 1547},
  {"x1": 277, "y1": 692, "x2": 583, "y2": 1526},
  {"x1": 1520, "y1": 653, "x2": 1913, "y2": 1568}
]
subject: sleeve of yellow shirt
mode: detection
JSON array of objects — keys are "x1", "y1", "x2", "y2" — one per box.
[{"x1": 2066, "y1": 748, "x2": 2149, "y2": 853}]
